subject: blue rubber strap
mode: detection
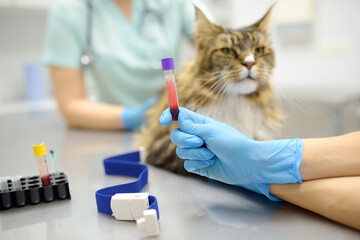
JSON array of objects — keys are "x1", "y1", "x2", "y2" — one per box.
[{"x1": 95, "y1": 151, "x2": 160, "y2": 220}]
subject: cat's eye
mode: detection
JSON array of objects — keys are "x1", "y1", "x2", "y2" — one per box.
[
  {"x1": 221, "y1": 48, "x2": 237, "y2": 57},
  {"x1": 255, "y1": 47, "x2": 264, "y2": 54}
]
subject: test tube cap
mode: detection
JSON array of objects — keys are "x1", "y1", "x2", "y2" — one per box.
[
  {"x1": 161, "y1": 57, "x2": 175, "y2": 71},
  {"x1": 33, "y1": 143, "x2": 47, "y2": 157}
]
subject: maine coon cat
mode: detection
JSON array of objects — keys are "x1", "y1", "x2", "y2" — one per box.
[{"x1": 138, "y1": 7, "x2": 283, "y2": 174}]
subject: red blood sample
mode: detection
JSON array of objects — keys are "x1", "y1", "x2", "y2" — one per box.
[
  {"x1": 170, "y1": 108, "x2": 179, "y2": 121},
  {"x1": 41, "y1": 175, "x2": 52, "y2": 186},
  {"x1": 165, "y1": 76, "x2": 179, "y2": 121}
]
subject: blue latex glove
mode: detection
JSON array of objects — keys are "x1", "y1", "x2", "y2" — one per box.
[
  {"x1": 240, "y1": 183, "x2": 281, "y2": 201},
  {"x1": 121, "y1": 97, "x2": 158, "y2": 130},
  {"x1": 159, "y1": 107, "x2": 303, "y2": 186}
]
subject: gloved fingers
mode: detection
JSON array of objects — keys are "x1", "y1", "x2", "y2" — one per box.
[
  {"x1": 177, "y1": 107, "x2": 210, "y2": 136},
  {"x1": 159, "y1": 108, "x2": 172, "y2": 127},
  {"x1": 170, "y1": 128, "x2": 204, "y2": 148},
  {"x1": 123, "y1": 97, "x2": 158, "y2": 129},
  {"x1": 184, "y1": 158, "x2": 216, "y2": 172},
  {"x1": 159, "y1": 107, "x2": 216, "y2": 131},
  {"x1": 141, "y1": 97, "x2": 159, "y2": 111},
  {"x1": 179, "y1": 107, "x2": 215, "y2": 124},
  {"x1": 121, "y1": 107, "x2": 144, "y2": 130},
  {"x1": 237, "y1": 183, "x2": 282, "y2": 202},
  {"x1": 176, "y1": 147, "x2": 215, "y2": 160}
]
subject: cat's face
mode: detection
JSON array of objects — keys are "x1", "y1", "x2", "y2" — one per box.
[{"x1": 194, "y1": 7, "x2": 275, "y2": 96}]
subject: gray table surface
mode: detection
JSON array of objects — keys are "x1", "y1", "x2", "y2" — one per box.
[{"x1": 0, "y1": 110, "x2": 359, "y2": 240}]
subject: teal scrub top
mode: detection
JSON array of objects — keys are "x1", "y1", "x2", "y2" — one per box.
[{"x1": 42, "y1": 0, "x2": 195, "y2": 106}]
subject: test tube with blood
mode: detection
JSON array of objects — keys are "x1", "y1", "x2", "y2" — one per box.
[
  {"x1": 161, "y1": 57, "x2": 179, "y2": 121},
  {"x1": 32, "y1": 143, "x2": 52, "y2": 186}
]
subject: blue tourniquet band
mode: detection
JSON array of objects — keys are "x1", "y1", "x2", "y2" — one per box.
[{"x1": 95, "y1": 151, "x2": 160, "y2": 220}]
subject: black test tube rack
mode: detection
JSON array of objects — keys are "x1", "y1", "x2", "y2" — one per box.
[{"x1": 0, "y1": 172, "x2": 70, "y2": 210}]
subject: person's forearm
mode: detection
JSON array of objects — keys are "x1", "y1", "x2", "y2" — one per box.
[
  {"x1": 300, "y1": 131, "x2": 360, "y2": 180},
  {"x1": 61, "y1": 99, "x2": 124, "y2": 130},
  {"x1": 270, "y1": 177, "x2": 360, "y2": 230},
  {"x1": 50, "y1": 66, "x2": 124, "y2": 130}
]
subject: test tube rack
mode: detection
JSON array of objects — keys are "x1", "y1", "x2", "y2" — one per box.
[{"x1": 0, "y1": 172, "x2": 70, "y2": 210}]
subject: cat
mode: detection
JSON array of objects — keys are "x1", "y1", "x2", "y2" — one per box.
[{"x1": 137, "y1": 6, "x2": 283, "y2": 174}]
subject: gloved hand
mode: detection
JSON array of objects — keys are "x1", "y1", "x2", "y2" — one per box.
[
  {"x1": 239, "y1": 182, "x2": 281, "y2": 201},
  {"x1": 121, "y1": 97, "x2": 158, "y2": 130},
  {"x1": 159, "y1": 107, "x2": 303, "y2": 186}
]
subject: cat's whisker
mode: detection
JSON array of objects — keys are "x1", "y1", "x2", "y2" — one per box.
[
  {"x1": 188, "y1": 93, "x2": 209, "y2": 110},
  {"x1": 193, "y1": 78, "x2": 229, "y2": 110},
  {"x1": 215, "y1": 81, "x2": 233, "y2": 121},
  {"x1": 206, "y1": 70, "x2": 241, "y2": 83},
  {"x1": 208, "y1": 76, "x2": 227, "y2": 91},
  {"x1": 202, "y1": 70, "x2": 222, "y2": 76},
  {"x1": 200, "y1": 69, "x2": 222, "y2": 76},
  {"x1": 214, "y1": 79, "x2": 230, "y2": 114},
  {"x1": 194, "y1": 75, "x2": 219, "y2": 82},
  {"x1": 206, "y1": 79, "x2": 232, "y2": 117},
  {"x1": 274, "y1": 81, "x2": 298, "y2": 107},
  {"x1": 212, "y1": 79, "x2": 228, "y2": 95},
  {"x1": 206, "y1": 79, "x2": 229, "y2": 116},
  {"x1": 223, "y1": 68, "x2": 240, "y2": 73},
  {"x1": 199, "y1": 69, "x2": 210, "y2": 74},
  {"x1": 190, "y1": 95, "x2": 210, "y2": 111},
  {"x1": 205, "y1": 97, "x2": 216, "y2": 117},
  {"x1": 274, "y1": 79, "x2": 313, "y2": 117},
  {"x1": 210, "y1": 70, "x2": 223, "y2": 74},
  {"x1": 257, "y1": 71, "x2": 271, "y2": 76},
  {"x1": 220, "y1": 80, "x2": 232, "y2": 95},
  {"x1": 256, "y1": 68, "x2": 271, "y2": 72},
  {"x1": 209, "y1": 72, "x2": 224, "y2": 78},
  {"x1": 193, "y1": 77, "x2": 222, "y2": 93},
  {"x1": 256, "y1": 68, "x2": 271, "y2": 74},
  {"x1": 187, "y1": 78, "x2": 226, "y2": 109}
]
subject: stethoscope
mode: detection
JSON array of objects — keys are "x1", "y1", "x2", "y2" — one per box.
[
  {"x1": 80, "y1": 0, "x2": 167, "y2": 69},
  {"x1": 80, "y1": 0, "x2": 95, "y2": 67}
]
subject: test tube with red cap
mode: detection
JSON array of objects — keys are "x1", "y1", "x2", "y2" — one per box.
[
  {"x1": 161, "y1": 57, "x2": 179, "y2": 121},
  {"x1": 33, "y1": 143, "x2": 52, "y2": 186}
]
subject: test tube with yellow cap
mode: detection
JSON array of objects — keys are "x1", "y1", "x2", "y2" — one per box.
[{"x1": 33, "y1": 143, "x2": 52, "y2": 186}]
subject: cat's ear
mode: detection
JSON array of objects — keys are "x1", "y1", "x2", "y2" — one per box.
[
  {"x1": 250, "y1": 5, "x2": 274, "y2": 32},
  {"x1": 194, "y1": 7, "x2": 223, "y2": 44}
]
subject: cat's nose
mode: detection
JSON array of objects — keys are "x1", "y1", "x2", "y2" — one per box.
[
  {"x1": 242, "y1": 54, "x2": 255, "y2": 70},
  {"x1": 243, "y1": 61, "x2": 255, "y2": 70}
]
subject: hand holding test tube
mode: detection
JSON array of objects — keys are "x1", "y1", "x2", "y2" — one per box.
[{"x1": 161, "y1": 57, "x2": 179, "y2": 121}]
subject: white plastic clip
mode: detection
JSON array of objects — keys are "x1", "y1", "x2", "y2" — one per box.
[
  {"x1": 137, "y1": 209, "x2": 160, "y2": 237},
  {"x1": 139, "y1": 146, "x2": 147, "y2": 163},
  {"x1": 110, "y1": 192, "x2": 149, "y2": 221}
]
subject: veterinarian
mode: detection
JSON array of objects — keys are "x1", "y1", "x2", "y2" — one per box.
[
  {"x1": 160, "y1": 107, "x2": 360, "y2": 230},
  {"x1": 42, "y1": 0, "x2": 201, "y2": 130}
]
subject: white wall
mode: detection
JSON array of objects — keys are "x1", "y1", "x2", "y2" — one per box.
[
  {"x1": 0, "y1": 7, "x2": 48, "y2": 104},
  {"x1": 274, "y1": 0, "x2": 360, "y2": 103}
]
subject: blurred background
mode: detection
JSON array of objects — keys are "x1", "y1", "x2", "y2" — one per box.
[{"x1": 0, "y1": 0, "x2": 359, "y2": 138}]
